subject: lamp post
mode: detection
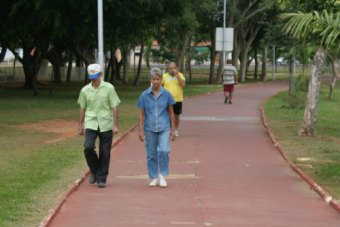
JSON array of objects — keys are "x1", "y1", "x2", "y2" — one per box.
[
  {"x1": 272, "y1": 45, "x2": 276, "y2": 81},
  {"x1": 222, "y1": 0, "x2": 226, "y2": 68},
  {"x1": 97, "y1": 0, "x2": 105, "y2": 76}
]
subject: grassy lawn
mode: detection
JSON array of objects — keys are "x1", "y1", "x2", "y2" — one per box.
[
  {"x1": 264, "y1": 81, "x2": 340, "y2": 200},
  {"x1": 0, "y1": 79, "x2": 220, "y2": 227}
]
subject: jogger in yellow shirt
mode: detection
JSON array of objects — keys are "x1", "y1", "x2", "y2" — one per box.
[{"x1": 162, "y1": 62, "x2": 186, "y2": 137}]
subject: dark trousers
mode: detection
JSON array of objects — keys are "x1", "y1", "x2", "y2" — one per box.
[{"x1": 84, "y1": 128, "x2": 113, "y2": 183}]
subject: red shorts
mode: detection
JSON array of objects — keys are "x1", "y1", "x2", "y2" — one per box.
[{"x1": 223, "y1": 84, "x2": 234, "y2": 92}]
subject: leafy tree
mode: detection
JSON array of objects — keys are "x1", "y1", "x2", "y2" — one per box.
[
  {"x1": 222, "y1": 0, "x2": 279, "y2": 82},
  {"x1": 193, "y1": 0, "x2": 218, "y2": 83},
  {"x1": 283, "y1": 9, "x2": 340, "y2": 136},
  {"x1": 0, "y1": 0, "x2": 56, "y2": 94}
]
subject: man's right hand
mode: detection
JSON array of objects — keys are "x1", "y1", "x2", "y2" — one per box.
[
  {"x1": 138, "y1": 131, "x2": 144, "y2": 142},
  {"x1": 78, "y1": 125, "x2": 84, "y2": 135}
]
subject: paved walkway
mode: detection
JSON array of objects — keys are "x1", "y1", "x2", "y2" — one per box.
[{"x1": 48, "y1": 82, "x2": 340, "y2": 227}]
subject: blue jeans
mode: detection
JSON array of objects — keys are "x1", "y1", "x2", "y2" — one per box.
[{"x1": 144, "y1": 130, "x2": 170, "y2": 179}]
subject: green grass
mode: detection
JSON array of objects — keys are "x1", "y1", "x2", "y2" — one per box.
[
  {"x1": 0, "y1": 80, "x2": 220, "y2": 227},
  {"x1": 264, "y1": 82, "x2": 340, "y2": 199}
]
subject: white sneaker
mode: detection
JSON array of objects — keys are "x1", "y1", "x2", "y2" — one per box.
[
  {"x1": 159, "y1": 175, "x2": 167, "y2": 188},
  {"x1": 149, "y1": 179, "x2": 158, "y2": 187},
  {"x1": 174, "y1": 130, "x2": 179, "y2": 137}
]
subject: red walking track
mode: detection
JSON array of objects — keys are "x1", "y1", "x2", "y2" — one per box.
[{"x1": 47, "y1": 82, "x2": 340, "y2": 227}]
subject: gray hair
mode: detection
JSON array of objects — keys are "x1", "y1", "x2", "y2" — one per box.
[
  {"x1": 168, "y1": 62, "x2": 177, "y2": 67},
  {"x1": 149, "y1": 67, "x2": 163, "y2": 79}
]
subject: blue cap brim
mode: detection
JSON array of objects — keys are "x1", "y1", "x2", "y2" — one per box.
[{"x1": 88, "y1": 73, "x2": 101, "y2": 80}]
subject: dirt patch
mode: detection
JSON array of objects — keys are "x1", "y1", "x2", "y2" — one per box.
[{"x1": 17, "y1": 119, "x2": 78, "y2": 144}]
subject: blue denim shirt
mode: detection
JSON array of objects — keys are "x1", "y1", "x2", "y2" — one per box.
[{"x1": 137, "y1": 87, "x2": 175, "y2": 132}]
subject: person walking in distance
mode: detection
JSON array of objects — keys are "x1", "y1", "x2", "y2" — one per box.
[
  {"x1": 78, "y1": 63, "x2": 120, "y2": 188},
  {"x1": 137, "y1": 67, "x2": 176, "y2": 188},
  {"x1": 162, "y1": 62, "x2": 185, "y2": 137},
  {"x1": 222, "y1": 60, "x2": 238, "y2": 104}
]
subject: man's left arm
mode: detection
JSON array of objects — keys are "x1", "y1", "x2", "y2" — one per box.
[
  {"x1": 109, "y1": 86, "x2": 120, "y2": 134},
  {"x1": 112, "y1": 107, "x2": 119, "y2": 134}
]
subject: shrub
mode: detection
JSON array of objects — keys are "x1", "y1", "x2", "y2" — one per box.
[
  {"x1": 282, "y1": 75, "x2": 309, "y2": 109},
  {"x1": 295, "y1": 74, "x2": 309, "y2": 92}
]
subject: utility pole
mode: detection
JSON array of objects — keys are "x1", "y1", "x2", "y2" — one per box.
[
  {"x1": 97, "y1": 0, "x2": 105, "y2": 76},
  {"x1": 222, "y1": 0, "x2": 226, "y2": 68},
  {"x1": 272, "y1": 45, "x2": 276, "y2": 81}
]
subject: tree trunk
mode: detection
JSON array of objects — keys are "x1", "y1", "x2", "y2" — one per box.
[
  {"x1": 52, "y1": 63, "x2": 61, "y2": 83},
  {"x1": 122, "y1": 47, "x2": 130, "y2": 84},
  {"x1": 48, "y1": 49, "x2": 63, "y2": 83},
  {"x1": 22, "y1": 61, "x2": 39, "y2": 95},
  {"x1": 66, "y1": 55, "x2": 73, "y2": 83},
  {"x1": 302, "y1": 64, "x2": 306, "y2": 76},
  {"x1": 110, "y1": 55, "x2": 116, "y2": 84},
  {"x1": 237, "y1": 24, "x2": 260, "y2": 82},
  {"x1": 186, "y1": 53, "x2": 192, "y2": 83},
  {"x1": 0, "y1": 47, "x2": 7, "y2": 62},
  {"x1": 232, "y1": 30, "x2": 240, "y2": 67},
  {"x1": 84, "y1": 62, "x2": 89, "y2": 84},
  {"x1": 9, "y1": 45, "x2": 41, "y2": 94},
  {"x1": 232, "y1": 45, "x2": 241, "y2": 68},
  {"x1": 105, "y1": 51, "x2": 113, "y2": 81},
  {"x1": 38, "y1": 59, "x2": 49, "y2": 81},
  {"x1": 328, "y1": 71, "x2": 337, "y2": 100},
  {"x1": 239, "y1": 46, "x2": 250, "y2": 82},
  {"x1": 272, "y1": 45, "x2": 276, "y2": 80},
  {"x1": 13, "y1": 57, "x2": 16, "y2": 77},
  {"x1": 328, "y1": 58, "x2": 338, "y2": 100},
  {"x1": 216, "y1": 53, "x2": 224, "y2": 83},
  {"x1": 289, "y1": 53, "x2": 296, "y2": 95},
  {"x1": 133, "y1": 42, "x2": 145, "y2": 86},
  {"x1": 145, "y1": 42, "x2": 151, "y2": 69},
  {"x1": 73, "y1": 46, "x2": 95, "y2": 84},
  {"x1": 260, "y1": 47, "x2": 268, "y2": 81},
  {"x1": 176, "y1": 35, "x2": 190, "y2": 71},
  {"x1": 75, "y1": 57, "x2": 82, "y2": 81},
  {"x1": 254, "y1": 48, "x2": 258, "y2": 79},
  {"x1": 299, "y1": 48, "x2": 327, "y2": 136},
  {"x1": 246, "y1": 55, "x2": 253, "y2": 77},
  {"x1": 209, "y1": 50, "x2": 217, "y2": 84},
  {"x1": 115, "y1": 55, "x2": 123, "y2": 81},
  {"x1": 209, "y1": 20, "x2": 216, "y2": 84},
  {"x1": 22, "y1": 48, "x2": 42, "y2": 95}
]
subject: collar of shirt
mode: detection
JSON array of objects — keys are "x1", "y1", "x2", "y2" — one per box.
[
  {"x1": 90, "y1": 80, "x2": 104, "y2": 91},
  {"x1": 146, "y1": 87, "x2": 165, "y2": 97}
]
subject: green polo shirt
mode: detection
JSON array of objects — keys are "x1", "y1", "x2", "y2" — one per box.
[{"x1": 78, "y1": 80, "x2": 120, "y2": 132}]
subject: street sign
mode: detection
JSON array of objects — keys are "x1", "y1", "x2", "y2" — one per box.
[{"x1": 215, "y1": 27, "x2": 234, "y2": 52}]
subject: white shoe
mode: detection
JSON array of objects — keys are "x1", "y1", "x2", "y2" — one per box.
[
  {"x1": 174, "y1": 130, "x2": 179, "y2": 137},
  {"x1": 159, "y1": 175, "x2": 167, "y2": 188},
  {"x1": 149, "y1": 179, "x2": 158, "y2": 187}
]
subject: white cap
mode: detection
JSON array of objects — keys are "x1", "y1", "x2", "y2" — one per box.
[{"x1": 87, "y1": 64, "x2": 102, "y2": 80}]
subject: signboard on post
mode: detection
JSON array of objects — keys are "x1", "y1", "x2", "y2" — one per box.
[{"x1": 215, "y1": 27, "x2": 234, "y2": 52}]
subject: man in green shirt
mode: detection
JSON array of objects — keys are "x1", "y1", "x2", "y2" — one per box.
[{"x1": 78, "y1": 64, "x2": 120, "y2": 188}]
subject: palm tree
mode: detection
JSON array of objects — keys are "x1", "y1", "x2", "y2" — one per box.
[{"x1": 282, "y1": 10, "x2": 340, "y2": 136}]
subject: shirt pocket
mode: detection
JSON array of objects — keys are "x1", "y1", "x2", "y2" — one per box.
[
  {"x1": 156, "y1": 99, "x2": 167, "y2": 110},
  {"x1": 97, "y1": 93, "x2": 109, "y2": 107}
]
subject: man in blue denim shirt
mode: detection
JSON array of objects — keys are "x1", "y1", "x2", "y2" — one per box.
[{"x1": 137, "y1": 67, "x2": 176, "y2": 187}]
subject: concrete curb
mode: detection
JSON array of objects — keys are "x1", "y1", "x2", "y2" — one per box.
[
  {"x1": 39, "y1": 124, "x2": 138, "y2": 227},
  {"x1": 260, "y1": 98, "x2": 340, "y2": 214}
]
